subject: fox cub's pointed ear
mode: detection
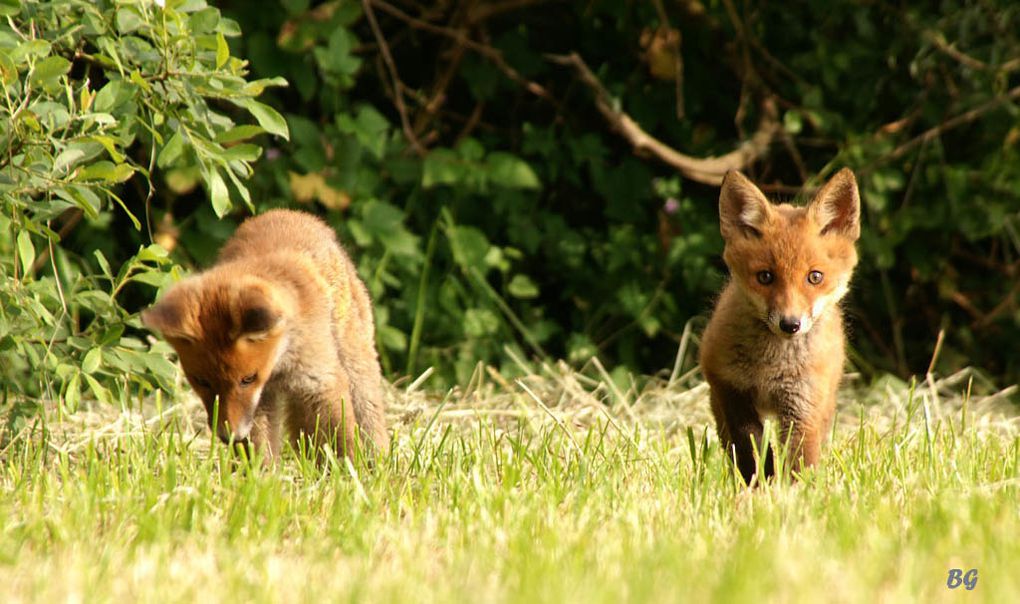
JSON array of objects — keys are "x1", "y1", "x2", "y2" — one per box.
[
  {"x1": 809, "y1": 168, "x2": 860, "y2": 241},
  {"x1": 141, "y1": 289, "x2": 196, "y2": 342},
  {"x1": 719, "y1": 170, "x2": 773, "y2": 240},
  {"x1": 234, "y1": 284, "x2": 285, "y2": 342}
]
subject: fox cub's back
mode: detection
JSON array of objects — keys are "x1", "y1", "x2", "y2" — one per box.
[{"x1": 218, "y1": 209, "x2": 347, "y2": 266}]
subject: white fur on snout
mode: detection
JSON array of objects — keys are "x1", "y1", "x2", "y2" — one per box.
[
  {"x1": 234, "y1": 385, "x2": 263, "y2": 439},
  {"x1": 232, "y1": 414, "x2": 254, "y2": 440},
  {"x1": 810, "y1": 279, "x2": 849, "y2": 320}
]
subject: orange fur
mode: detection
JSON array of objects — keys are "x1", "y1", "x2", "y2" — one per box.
[
  {"x1": 143, "y1": 209, "x2": 388, "y2": 461},
  {"x1": 700, "y1": 169, "x2": 860, "y2": 483}
]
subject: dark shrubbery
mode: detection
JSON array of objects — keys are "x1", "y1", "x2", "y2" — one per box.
[{"x1": 3, "y1": 1, "x2": 1018, "y2": 407}]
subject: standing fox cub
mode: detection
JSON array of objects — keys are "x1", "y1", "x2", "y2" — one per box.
[
  {"x1": 700, "y1": 169, "x2": 860, "y2": 483},
  {"x1": 143, "y1": 209, "x2": 388, "y2": 461}
]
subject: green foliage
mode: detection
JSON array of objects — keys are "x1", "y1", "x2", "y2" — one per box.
[
  {"x1": 5, "y1": 0, "x2": 1020, "y2": 408},
  {"x1": 0, "y1": 0, "x2": 287, "y2": 412},
  {"x1": 226, "y1": 1, "x2": 1020, "y2": 386}
]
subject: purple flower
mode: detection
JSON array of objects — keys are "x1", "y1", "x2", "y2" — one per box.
[
  {"x1": 265, "y1": 148, "x2": 281, "y2": 161},
  {"x1": 663, "y1": 197, "x2": 680, "y2": 215}
]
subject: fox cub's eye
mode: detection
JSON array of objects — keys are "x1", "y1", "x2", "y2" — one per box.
[
  {"x1": 807, "y1": 270, "x2": 824, "y2": 285},
  {"x1": 756, "y1": 270, "x2": 774, "y2": 285},
  {"x1": 240, "y1": 373, "x2": 257, "y2": 386},
  {"x1": 193, "y1": 377, "x2": 210, "y2": 389}
]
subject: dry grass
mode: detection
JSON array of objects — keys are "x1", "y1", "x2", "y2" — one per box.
[{"x1": 3, "y1": 359, "x2": 1018, "y2": 604}]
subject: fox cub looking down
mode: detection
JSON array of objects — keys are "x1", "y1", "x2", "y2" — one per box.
[
  {"x1": 143, "y1": 209, "x2": 388, "y2": 461},
  {"x1": 700, "y1": 169, "x2": 860, "y2": 483}
]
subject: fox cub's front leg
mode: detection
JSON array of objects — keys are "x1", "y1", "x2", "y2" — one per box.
[{"x1": 708, "y1": 377, "x2": 773, "y2": 484}]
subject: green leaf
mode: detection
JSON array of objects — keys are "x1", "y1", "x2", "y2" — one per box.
[
  {"x1": 464, "y1": 308, "x2": 500, "y2": 337},
  {"x1": 64, "y1": 372, "x2": 81, "y2": 412},
  {"x1": 17, "y1": 231, "x2": 35, "y2": 276},
  {"x1": 94, "y1": 79, "x2": 137, "y2": 113},
  {"x1": 83, "y1": 374, "x2": 111, "y2": 404},
  {"x1": 242, "y1": 77, "x2": 288, "y2": 97},
  {"x1": 77, "y1": 161, "x2": 136, "y2": 183},
  {"x1": 189, "y1": 7, "x2": 221, "y2": 34},
  {"x1": 82, "y1": 348, "x2": 102, "y2": 374},
  {"x1": 233, "y1": 98, "x2": 289, "y2": 140},
  {"x1": 207, "y1": 169, "x2": 231, "y2": 217},
  {"x1": 217, "y1": 17, "x2": 242, "y2": 37},
  {"x1": 215, "y1": 125, "x2": 264, "y2": 144},
  {"x1": 508, "y1": 274, "x2": 540, "y2": 299},
  {"x1": 783, "y1": 110, "x2": 803, "y2": 135},
  {"x1": 448, "y1": 226, "x2": 490, "y2": 270},
  {"x1": 361, "y1": 200, "x2": 404, "y2": 237},
  {"x1": 377, "y1": 324, "x2": 407, "y2": 352},
  {"x1": 88, "y1": 135, "x2": 126, "y2": 163},
  {"x1": 220, "y1": 143, "x2": 261, "y2": 162},
  {"x1": 0, "y1": 0, "x2": 18, "y2": 16},
  {"x1": 94, "y1": 250, "x2": 113, "y2": 278},
  {"x1": 129, "y1": 69, "x2": 151, "y2": 92},
  {"x1": 53, "y1": 148, "x2": 86, "y2": 175},
  {"x1": 137, "y1": 244, "x2": 169, "y2": 262},
  {"x1": 336, "y1": 105, "x2": 389, "y2": 159},
  {"x1": 215, "y1": 32, "x2": 229, "y2": 68},
  {"x1": 0, "y1": 51, "x2": 16, "y2": 85},
  {"x1": 157, "y1": 132, "x2": 186, "y2": 168},
  {"x1": 315, "y1": 28, "x2": 362, "y2": 77},
  {"x1": 487, "y1": 152, "x2": 540, "y2": 189},
  {"x1": 115, "y1": 8, "x2": 143, "y2": 34},
  {"x1": 55, "y1": 185, "x2": 102, "y2": 218},
  {"x1": 19, "y1": 39, "x2": 52, "y2": 60},
  {"x1": 30, "y1": 56, "x2": 71, "y2": 90},
  {"x1": 422, "y1": 149, "x2": 465, "y2": 188}
]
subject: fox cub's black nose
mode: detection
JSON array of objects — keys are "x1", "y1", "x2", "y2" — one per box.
[{"x1": 779, "y1": 317, "x2": 801, "y2": 334}]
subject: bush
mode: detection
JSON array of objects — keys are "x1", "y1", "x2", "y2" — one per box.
[
  {"x1": 2, "y1": 1, "x2": 1018, "y2": 409},
  {"x1": 0, "y1": 0, "x2": 287, "y2": 415},
  {"x1": 223, "y1": 1, "x2": 1020, "y2": 386}
]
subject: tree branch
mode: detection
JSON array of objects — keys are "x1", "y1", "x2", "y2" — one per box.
[
  {"x1": 546, "y1": 52, "x2": 780, "y2": 186},
  {"x1": 867, "y1": 84, "x2": 1020, "y2": 169},
  {"x1": 368, "y1": 0, "x2": 555, "y2": 103},
  {"x1": 362, "y1": 0, "x2": 425, "y2": 155}
]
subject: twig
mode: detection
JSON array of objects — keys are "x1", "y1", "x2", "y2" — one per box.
[
  {"x1": 925, "y1": 31, "x2": 1020, "y2": 73},
  {"x1": 468, "y1": 0, "x2": 549, "y2": 24},
  {"x1": 455, "y1": 101, "x2": 486, "y2": 142},
  {"x1": 412, "y1": 41, "x2": 467, "y2": 136},
  {"x1": 870, "y1": 85, "x2": 1020, "y2": 169},
  {"x1": 547, "y1": 52, "x2": 780, "y2": 186},
  {"x1": 30, "y1": 208, "x2": 83, "y2": 275},
  {"x1": 361, "y1": 0, "x2": 425, "y2": 155},
  {"x1": 369, "y1": 0, "x2": 555, "y2": 103},
  {"x1": 651, "y1": 0, "x2": 684, "y2": 120},
  {"x1": 974, "y1": 280, "x2": 1020, "y2": 329}
]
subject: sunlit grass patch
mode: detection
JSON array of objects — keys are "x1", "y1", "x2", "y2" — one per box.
[{"x1": 1, "y1": 363, "x2": 1017, "y2": 603}]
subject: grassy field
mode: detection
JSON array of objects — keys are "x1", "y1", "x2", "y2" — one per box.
[{"x1": 1, "y1": 360, "x2": 1017, "y2": 603}]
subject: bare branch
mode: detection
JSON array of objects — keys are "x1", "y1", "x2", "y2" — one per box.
[
  {"x1": 547, "y1": 52, "x2": 780, "y2": 186},
  {"x1": 362, "y1": 0, "x2": 426, "y2": 155},
  {"x1": 870, "y1": 84, "x2": 1020, "y2": 168},
  {"x1": 926, "y1": 31, "x2": 1020, "y2": 73},
  {"x1": 369, "y1": 0, "x2": 555, "y2": 103}
]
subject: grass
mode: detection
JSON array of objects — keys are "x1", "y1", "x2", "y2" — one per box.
[{"x1": 1, "y1": 360, "x2": 1018, "y2": 603}]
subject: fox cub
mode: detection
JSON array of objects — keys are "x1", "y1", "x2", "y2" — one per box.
[
  {"x1": 143, "y1": 209, "x2": 388, "y2": 461},
  {"x1": 700, "y1": 169, "x2": 860, "y2": 483}
]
